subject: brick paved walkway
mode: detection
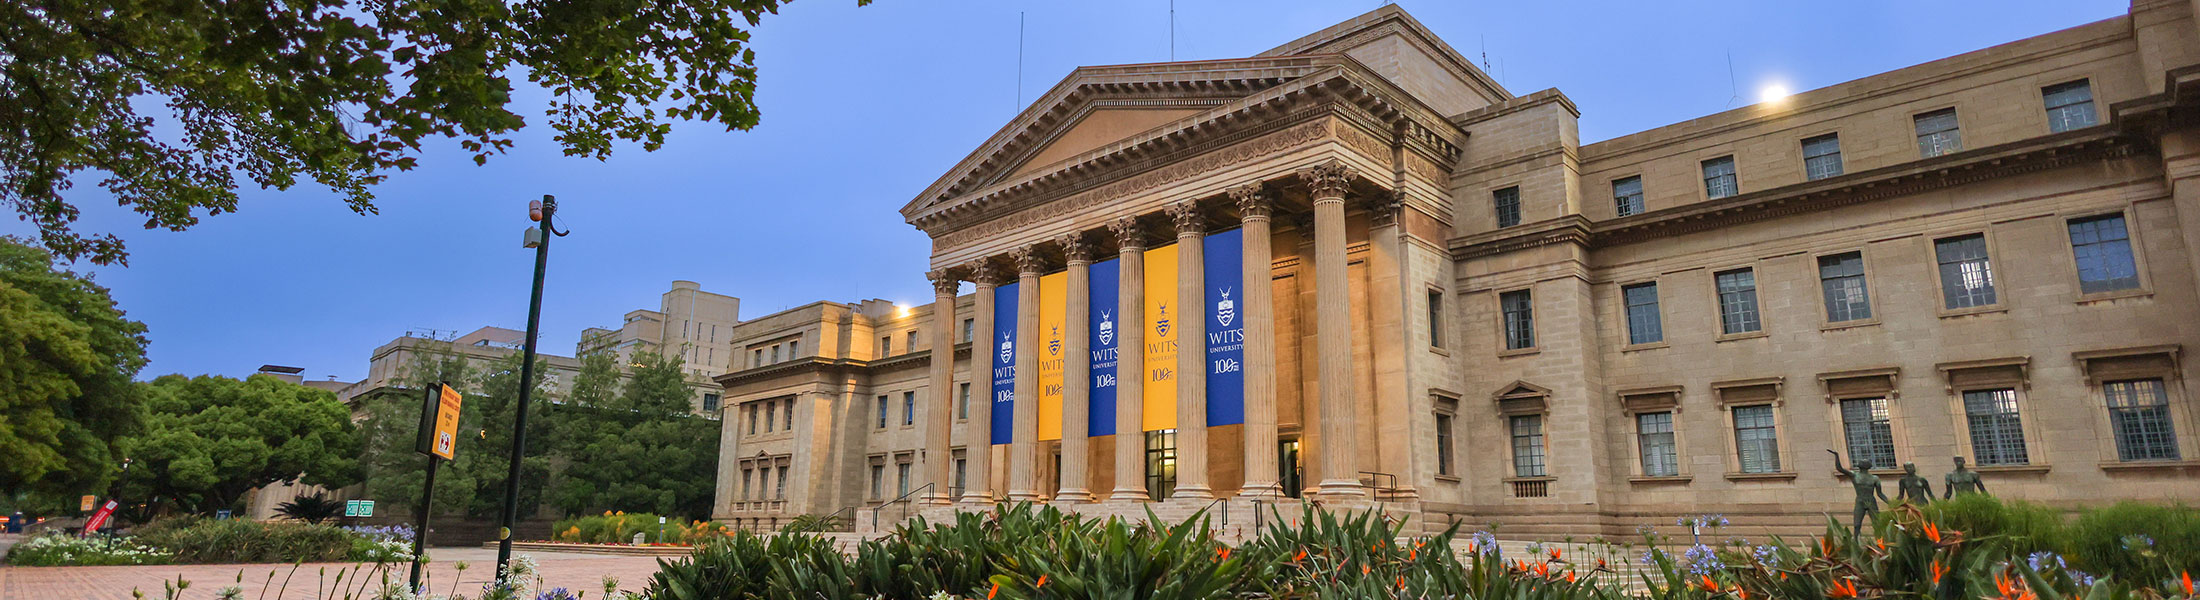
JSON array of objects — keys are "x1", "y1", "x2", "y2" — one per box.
[{"x1": 0, "y1": 546, "x2": 667, "y2": 600}]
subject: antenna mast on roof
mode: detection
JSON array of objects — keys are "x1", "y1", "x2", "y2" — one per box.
[
  {"x1": 1016, "y1": 12, "x2": 1026, "y2": 113},
  {"x1": 1726, "y1": 50, "x2": 1741, "y2": 108},
  {"x1": 1168, "y1": 0, "x2": 1176, "y2": 61}
]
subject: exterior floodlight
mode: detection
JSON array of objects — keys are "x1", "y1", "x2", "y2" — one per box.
[{"x1": 523, "y1": 226, "x2": 543, "y2": 249}]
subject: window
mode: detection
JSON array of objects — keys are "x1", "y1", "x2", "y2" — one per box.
[
  {"x1": 1623, "y1": 282, "x2": 1663, "y2": 345},
  {"x1": 1427, "y1": 290, "x2": 1445, "y2": 348},
  {"x1": 1144, "y1": 430, "x2": 1178, "y2": 500},
  {"x1": 896, "y1": 463, "x2": 912, "y2": 497},
  {"x1": 1614, "y1": 176, "x2": 1645, "y2": 216},
  {"x1": 1915, "y1": 108, "x2": 1963, "y2": 157},
  {"x1": 763, "y1": 402, "x2": 776, "y2": 432},
  {"x1": 963, "y1": 318, "x2": 975, "y2": 343},
  {"x1": 1501, "y1": 290, "x2": 1535, "y2": 350},
  {"x1": 1434, "y1": 413, "x2": 1456, "y2": 476},
  {"x1": 753, "y1": 348, "x2": 763, "y2": 367},
  {"x1": 2043, "y1": 80, "x2": 2097, "y2": 133},
  {"x1": 1934, "y1": 234, "x2": 1997, "y2": 309},
  {"x1": 902, "y1": 391, "x2": 916, "y2": 426},
  {"x1": 775, "y1": 465, "x2": 787, "y2": 499},
  {"x1": 958, "y1": 383, "x2": 972, "y2": 419},
  {"x1": 1818, "y1": 252, "x2": 1873, "y2": 322},
  {"x1": 770, "y1": 345, "x2": 781, "y2": 363},
  {"x1": 876, "y1": 395, "x2": 889, "y2": 429},
  {"x1": 784, "y1": 398, "x2": 794, "y2": 430},
  {"x1": 1802, "y1": 134, "x2": 1843, "y2": 180},
  {"x1": 1733, "y1": 405, "x2": 1782, "y2": 473},
  {"x1": 1493, "y1": 186, "x2": 1522, "y2": 227},
  {"x1": 741, "y1": 468, "x2": 753, "y2": 500},
  {"x1": 756, "y1": 466, "x2": 769, "y2": 500},
  {"x1": 880, "y1": 335, "x2": 892, "y2": 356},
  {"x1": 953, "y1": 458, "x2": 968, "y2": 494},
  {"x1": 870, "y1": 464, "x2": 884, "y2": 499},
  {"x1": 1637, "y1": 411, "x2": 1679, "y2": 477},
  {"x1": 747, "y1": 405, "x2": 758, "y2": 435},
  {"x1": 702, "y1": 393, "x2": 721, "y2": 413},
  {"x1": 1715, "y1": 269, "x2": 1761, "y2": 334},
  {"x1": 1962, "y1": 389, "x2": 2029, "y2": 466},
  {"x1": 1510, "y1": 415, "x2": 1546, "y2": 477},
  {"x1": 1839, "y1": 397, "x2": 1897, "y2": 469},
  {"x1": 1701, "y1": 156, "x2": 1738, "y2": 199},
  {"x1": 788, "y1": 340, "x2": 799, "y2": 359},
  {"x1": 2105, "y1": 379, "x2": 2180, "y2": 461},
  {"x1": 2068, "y1": 214, "x2": 2139, "y2": 294}
]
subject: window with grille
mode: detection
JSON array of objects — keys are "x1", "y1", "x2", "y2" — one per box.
[
  {"x1": 2043, "y1": 80, "x2": 2097, "y2": 133},
  {"x1": 1840, "y1": 397, "x2": 1898, "y2": 469},
  {"x1": 764, "y1": 403, "x2": 776, "y2": 432},
  {"x1": 789, "y1": 341, "x2": 799, "y2": 358},
  {"x1": 897, "y1": 463, "x2": 912, "y2": 497},
  {"x1": 1733, "y1": 405, "x2": 1782, "y2": 473},
  {"x1": 1435, "y1": 413, "x2": 1456, "y2": 476},
  {"x1": 702, "y1": 393, "x2": 721, "y2": 413},
  {"x1": 902, "y1": 391, "x2": 916, "y2": 426},
  {"x1": 1623, "y1": 282, "x2": 1663, "y2": 345},
  {"x1": 1614, "y1": 176, "x2": 1645, "y2": 216},
  {"x1": 1145, "y1": 430, "x2": 1178, "y2": 500},
  {"x1": 1915, "y1": 108, "x2": 1963, "y2": 157},
  {"x1": 1962, "y1": 389, "x2": 2029, "y2": 466},
  {"x1": 1702, "y1": 156, "x2": 1738, "y2": 199},
  {"x1": 741, "y1": 468, "x2": 753, "y2": 500},
  {"x1": 869, "y1": 464, "x2": 884, "y2": 499},
  {"x1": 2105, "y1": 379, "x2": 2181, "y2": 461},
  {"x1": 1934, "y1": 234, "x2": 1997, "y2": 309},
  {"x1": 907, "y1": 331, "x2": 918, "y2": 353},
  {"x1": 2068, "y1": 214, "x2": 2139, "y2": 294},
  {"x1": 770, "y1": 345, "x2": 781, "y2": 363},
  {"x1": 1511, "y1": 415, "x2": 1546, "y2": 477},
  {"x1": 1818, "y1": 252, "x2": 1872, "y2": 322},
  {"x1": 1803, "y1": 134, "x2": 1844, "y2": 180},
  {"x1": 1501, "y1": 290, "x2": 1535, "y2": 350},
  {"x1": 1428, "y1": 290, "x2": 1446, "y2": 349},
  {"x1": 1715, "y1": 269, "x2": 1761, "y2": 334},
  {"x1": 784, "y1": 398, "x2": 794, "y2": 430},
  {"x1": 1494, "y1": 187, "x2": 1522, "y2": 228},
  {"x1": 1637, "y1": 411, "x2": 1679, "y2": 477},
  {"x1": 876, "y1": 395, "x2": 889, "y2": 429},
  {"x1": 958, "y1": 383, "x2": 971, "y2": 419},
  {"x1": 747, "y1": 405, "x2": 759, "y2": 435},
  {"x1": 776, "y1": 465, "x2": 788, "y2": 499},
  {"x1": 881, "y1": 335, "x2": 892, "y2": 356}
]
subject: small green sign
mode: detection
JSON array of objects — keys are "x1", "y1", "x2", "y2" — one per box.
[{"x1": 344, "y1": 500, "x2": 375, "y2": 517}]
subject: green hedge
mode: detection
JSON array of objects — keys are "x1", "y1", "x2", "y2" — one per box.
[
  {"x1": 551, "y1": 511, "x2": 729, "y2": 545},
  {"x1": 132, "y1": 517, "x2": 368, "y2": 564}
]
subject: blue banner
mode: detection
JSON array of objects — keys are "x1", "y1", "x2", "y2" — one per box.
[
  {"x1": 1087, "y1": 258, "x2": 1120, "y2": 437},
  {"x1": 991, "y1": 282, "x2": 1018, "y2": 445},
  {"x1": 1204, "y1": 228, "x2": 1246, "y2": 426}
]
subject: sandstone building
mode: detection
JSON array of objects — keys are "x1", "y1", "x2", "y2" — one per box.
[{"x1": 713, "y1": 2, "x2": 2200, "y2": 537}]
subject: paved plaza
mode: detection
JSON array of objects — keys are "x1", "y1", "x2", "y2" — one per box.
[{"x1": 0, "y1": 540, "x2": 666, "y2": 600}]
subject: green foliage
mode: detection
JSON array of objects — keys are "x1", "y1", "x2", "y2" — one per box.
[
  {"x1": 273, "y1": 494, "x2": 345, "y2": 525},
  {"x1": 115, "y1": 374, "x2": 361, "y2": 517},
  {"x1": 3, "y1": 0, "x2": 872, "y2": 265},
  {"x1": 132, "y1": 517, "x2": 364, "y2": 564},
  {"x1": 1899, "y1": 493, "x2": 2067, "y2": 557},
  {"x1": 2, "y1": 532, "x2": 172, "y2": 566},
  {"x1": 2066, "y1": 502, "x2": 2200, "y2": 584},
  {"x1": 642, "y1": 530, "x2": 845, "y2": 600},
  {"x1": 0, "y1": 238, "x2": 147, "y2": 501},
  {"x1": 358, "y1": 343, "x2": 478, "y2": 515},
  {"x1": 550, "y1": 350, "x2": 719, "y2": 519},
  {"x1": 552, "y1": 511, "x2": 728, "y2": 545},
  {"x1": 781, "y1": 512, "x2": 848, "y2": 534}
]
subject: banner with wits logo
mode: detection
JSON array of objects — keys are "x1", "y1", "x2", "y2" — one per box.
[
  {"x1": 1141, "y1": 243, "x2": 1179, "y2": 431},
  {"x1": 1087, "y1": 258, "x2": 1120, "y2": 437},
  {"x1": 1037, "y1": 272, "x2": 1067, "y2": 441},
  {"x1": 990, "y1": 281, "x2": 1017, "y2": 445},
  {"x1": 1203, "y1": 228, "x2": 1246, "y2": 427}
]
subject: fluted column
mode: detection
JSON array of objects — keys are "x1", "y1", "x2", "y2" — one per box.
[
  {"x1": 923, "y1": 270, "x2": 959, "y2": 505},
  {"x1": 1008, "y1": 245, "x2": 1044, "y2": 502},
  {"x1": 1231, "y1": 184, "x2": 1284, "y2": 499},
  {"x1": 1056, "y1": 233, "x2": 1096, "y2": 503},
  {"x1": 1168, "y1": 201, "x2": 1213, "y2": 500},
  {"x1": 962, "y1": 261, "x2": 1004, "y2": 504},
  {"x1": 1108, "y1": 217, "x2": 1152, "y2": 502},
  {"x1": 1305, "y1": 160, "x2": 1365, "y2": 500},
  {"x1": 1364, "y1": 191, "x2": 1420, "y2": 502}
]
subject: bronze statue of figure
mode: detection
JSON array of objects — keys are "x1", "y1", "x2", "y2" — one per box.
[
  {"x1": 1944, "y1": 455, "x2": 1989, "y2": 498},
  {"x1": 1828, "y1": 449, "x2": 1889, "y2": 539},
  {"x1": 1896, "y1": 462, "x2": 1933, "y2": 505}
]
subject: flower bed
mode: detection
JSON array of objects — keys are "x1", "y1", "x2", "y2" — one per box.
[
  {"x1": 2, "y1": 533, "x2": 172, "y2": 566},
  {"x1": 3, "y1": 518, "x2": 415, "y2": 566}
]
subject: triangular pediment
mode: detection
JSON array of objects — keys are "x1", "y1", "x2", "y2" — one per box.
[
  {"x1": 1004, "y1": 107, "x2": 1205, "y2": 179},
  {"x1": 1493, "y1": 380, "x2": 1552, "y2": 401}
]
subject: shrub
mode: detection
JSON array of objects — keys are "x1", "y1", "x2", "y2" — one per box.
[
  {"x1": 1907, "y1": 493, "x2": 2067, "y2": 557},
  {"x1": 132, "y1": 517, "x2": 365, "y2": 564},
  {"x1": 2, "y1": 533, "x2": 172, "y2": 566},
  {"x1": 2066, "y1": 501, "x2": 2200, "y2": 583},
  {"x1": 272, "y1": 494, "x2": 345, "y2": 524},
  {"x1": 552, "y1": 511, "x2": 724, "y2": 544}
]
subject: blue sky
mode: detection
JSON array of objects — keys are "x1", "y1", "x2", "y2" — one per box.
[{"x1": 4, "y1": 0, "x2": 2130, "y2": 383}]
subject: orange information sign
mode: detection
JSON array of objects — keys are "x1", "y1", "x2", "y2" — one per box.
[{"x1": 429, "y1": 384, "x2": 463, "y2": 460}]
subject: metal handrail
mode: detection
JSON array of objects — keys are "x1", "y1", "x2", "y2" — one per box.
[
  {"x1": 820, "y1": 506, "x2": 855, "y2": 533},
  {"x1": 1358, "y1": 471, "x2": 1399, "y2": 501},
  {"x1": 871, "y1": 483, "x2": 934, "y2": 530},
  {"x1": 1195, "y1": 496, "x2": 1230, "y2": 528}
]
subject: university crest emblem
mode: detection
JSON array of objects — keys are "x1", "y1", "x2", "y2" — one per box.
[
  {"x1": 999, "y1": 332, "x2": 1013, "y2": 363},
  {"x1": 1216, "y1": 287, "x2": 1235, "y2": 327},
  {"x1": 1048, "y1": 325, "x2": 1061, "y2": 356},
  {"x1": 1098, "y1": 311, "x2": 1115, "y2": 345},
  {"x1": 1155, "y1": 303, "x2": 1171, "y2": 337}
]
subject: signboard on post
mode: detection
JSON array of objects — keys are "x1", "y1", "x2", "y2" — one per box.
[
  {"x1": 344, "y1": 500, "x2": 376, "y2": 517},
  {"x1": 79, "y1": 495, "x2": 95, "y2": 512},
  {"x1": 81, "y1": 500, "x2": 117, "y2": 534},
  {"x1": 417, "y1": 383, "x2": 464, "y2": 460}
]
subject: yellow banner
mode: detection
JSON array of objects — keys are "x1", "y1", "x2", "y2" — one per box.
[
  {"x1": 1142, "y1": 243, "x2": 1178, "y2": 431},
  {"x1": 1037, "y1": 271, "x2": 1066, "y2": 441}
]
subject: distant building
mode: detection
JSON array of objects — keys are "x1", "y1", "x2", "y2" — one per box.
[{"x1": 578, "y1": 280, "x2": 742, "y2": 413}]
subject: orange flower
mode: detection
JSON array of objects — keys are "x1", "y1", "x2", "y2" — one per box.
[
  {"x1": 1995, "y1": 572, "x2": 2021, "y2": 600},
  {"x1": 1036, "y1": 574, "x2": 1047, "y2": 589},
  {"x1": 1700, "y1": 575, "x2": 1718, "y2": 592},
  {"x1": 1567, "y1": 571, "x2": 1578, "y2": 584},
  {"x1": 1396, "y1": 575, "x2": 1405, "y2": 589},
  {"x1": 1820, "y1": 536, "x2": 1835, "y2": 557},
  {"x1": 1408, "y1": 549, "x2": 1417, "y2": 560},
  {"x1": 1535, "y1": 562, "x2": 1551, "y2": 577},
  {"x1": 987, "y1": 582, "x2": 1000, "y2": 599},
  {"x1": 1465, "y1": 542, "x2": 1478, "y2": 554},
  {"x1": 1294, "y1": 550, "x2": 1308, "y2": 561},
  {"x1": 1875, "y1": 538, "x2": 1887, "y2": 553},
  {"x1": 1930, "y1": 559, "x2": 1947, "y2": 586},
  {"x1": 1362, "y1": 564, "x2": 1372, "y2": 575},
  {"x1": 1738, "y1": 589, "x2": 1750, "y2": 600},
  {"x1": 2182, "y1": 571, "x2": 2193, "y2": 595},
  {"x1": 1549, "y1": 547, "x2": 1563, "y2": 561},
  {"x1": 1924, "y1": 522, "x2": 1942, "y2": 544},
  {"x1": 1216, "y1": 548, "x2": 1231, "y2": 561},
  {"x1": 1828, "y1": 579, "x2": 1858, "y2": 599},
  {"x1": 1373, "y1": 542, "x2": 1383, "y2": 552},
  {"x1": 1596, "y1": 558, "x2": 1608, "y2": 571}
]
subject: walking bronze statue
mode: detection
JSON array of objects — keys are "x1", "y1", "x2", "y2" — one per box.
[
  {"x1": 1897, "y1": 462, "x2": 1933, "y2": 505},
  {"x1": 1828, "y1": 449, "x2": 1889, "y2": 539},
  {"x1": 1943, "y1": 455, "x2": 1989, "y2": 498}
]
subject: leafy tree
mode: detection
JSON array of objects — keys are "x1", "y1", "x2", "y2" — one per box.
[
  {"x1": 0, "y1": 237, "x2": 147, "y2": 503},
  {"x1": 4, "y1": 0, "x2": 869, "y2": 265},
  {"x1": 115, "y1": 374, "x2": 362, "y2": 515},
  {"x1": 357, "y1": 342, "x2": 478, "y2": 514},
  {"x1": 551, "y1": 351, "x2": 719, "y2": 519},
  {"x1": 450, "y1": 353, "x2": 557, "y2": 518}
]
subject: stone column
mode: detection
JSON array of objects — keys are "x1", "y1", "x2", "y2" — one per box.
[
  {"x1": 923, "y1": 270, "x2": 959, "y2": 505},
  {"x1": 1231, "y1": 184, "x2": 1284, "y2": 499},
  {"x1": 1108, "y1": 217, "x2": 1152, "y2": 502},
  {"x1": 1305, "y1": 160, "x2": 1365, "y2": 500},
  {"x1": 1364, "y1": 191, "x2": 1419, "y2": 501},
  {"x1": 1167, "y1": 200, "x2": 1214, "y2": 501},
  {"x1": 962, "y1": 261, "x2": 1003, "y2": 504},
  {"x1": 1008, "y1": 245, "x2": 1044, "y2": 502},
  {"x1": 1056, "y1": 233, "x2": 1097, "y2": 503}
]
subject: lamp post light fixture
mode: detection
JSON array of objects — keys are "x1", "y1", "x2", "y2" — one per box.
[{"x1": 494, "y1": 194, "x2": 567, "y2": 582}]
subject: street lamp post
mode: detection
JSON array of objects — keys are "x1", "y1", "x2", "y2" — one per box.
[{"x1": 494, "y1": 194, "x2": 566, "y2": 582}]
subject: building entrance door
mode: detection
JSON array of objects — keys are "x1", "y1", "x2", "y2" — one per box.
[
  {"x1": 1278, "y1": 438, "x2": 1302, "y2": 498},
  {"x1": 1145, "y1": 429, "x2": 1177, "y2": 500}
]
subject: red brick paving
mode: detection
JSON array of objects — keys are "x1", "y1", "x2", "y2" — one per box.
[{"x1": 0, "y1": 547, "x2": 668, "y2": 600}]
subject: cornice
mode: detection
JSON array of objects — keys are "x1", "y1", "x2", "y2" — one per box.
[{"x1": 712, "y1": 344, "x2": 973, "y2": 388}]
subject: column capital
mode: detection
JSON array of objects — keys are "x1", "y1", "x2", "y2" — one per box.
[
  {"x1": 1230, "y1": 183, "x2": 1273, "y2": 221},
  {"x1": 1167, "y1": 200, "x2": 1205, "y2": 237},
  {"x1": 1012, "y1": 244, "x2": 1046, "y2": 276},
  {"x1": 966, "y1": 260, "x2": 1008, "y2": 287},
  {"x1": 1055, "y1": 232, "x2": 1093, "y2": 264},
  {"x1": 1364, "y1": 189, "x2": 1403, "y2": 228},
  {"x1": 1300, "y1": 159, "x2": 1355, "y2": 202},
  {"x1": 1110, "y1": 216, "x2": 1147, "y2": 251},
  {"x1": 927, "y1": 269, "x2": 961, "y2": 295}
]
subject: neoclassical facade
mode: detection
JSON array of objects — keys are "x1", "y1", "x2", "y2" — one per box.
[{"x1": 714, "y1": 3, "x2": 2200, "y2": 537}]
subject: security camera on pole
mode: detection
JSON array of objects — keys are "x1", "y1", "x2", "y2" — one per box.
[{"x1": 494, "y1": 195, "x2": 567, "y2": 584}]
